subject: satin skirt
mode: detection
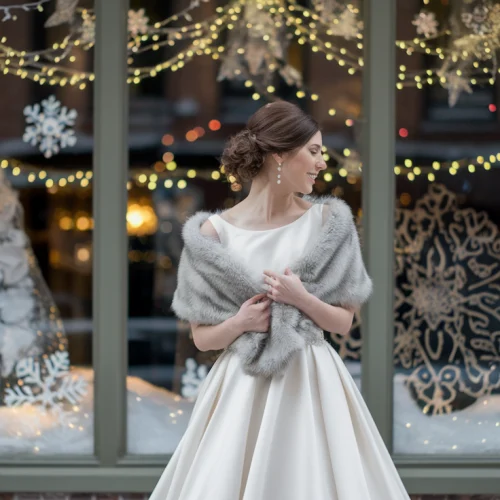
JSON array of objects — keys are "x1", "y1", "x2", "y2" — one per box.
[{"x1": 149, "y1": 342, "x2": 410, "y2": 500}]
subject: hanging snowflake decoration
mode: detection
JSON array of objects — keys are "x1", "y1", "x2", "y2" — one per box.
[
  {"x1": 329, "y1": 7, "x2": 363, "y2": 40},
  {"x1": 79, "y1": 13, "x2": 95, "y2": 45},
  {"x1": 128, "y1": 8, "x2": 149, "y2": 37},
  {"x1": 23, "y1": 95, "x2": 77, "y2": 158},
  {"x1": 4, "y1": 351, "x2": 87, "y2": 426},
  {"x1": 440, "y1": 72, "x2": 473, "y2": 107},
  {"x1": 180, "y1": 358, "x2": 208, "y2": 400},
  {"x1": 461, "y1": 2, "x2": 493, "y2": 36},
  {"x1": 412, "y1": 10, "x2": 439, "y2": 38},
  {"x1": 44, "y1": 0, "x2": 79, "y2": 28}
]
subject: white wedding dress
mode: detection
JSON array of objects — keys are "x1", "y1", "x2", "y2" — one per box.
[{"x1": 149, "y1": 203, "x2": 410, "y2": 500}]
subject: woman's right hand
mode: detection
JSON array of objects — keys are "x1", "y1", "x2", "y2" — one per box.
[{"x1": 234, "y1": 293, "x2": 271, "y2": 334}]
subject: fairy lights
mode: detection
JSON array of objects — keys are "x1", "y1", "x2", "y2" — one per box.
[
  {"x1": 1, "y1": 0, "x2": 498, "y2": 103},
  {"x1": 0, "y1": 0, "x2": 48, "y2": 22},
  {"x1": 2, "y1": 147, "x2": 498, "y2": 195}
]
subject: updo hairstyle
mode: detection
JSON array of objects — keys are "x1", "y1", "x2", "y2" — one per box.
[{"x1": 220, "y1": 100, "x2": 319, "y2": 183}]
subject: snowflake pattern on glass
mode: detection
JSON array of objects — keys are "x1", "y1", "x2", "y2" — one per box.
[
  {"x1": 331, "y1": 184, "x2": 500, "y2": 416},
  {"x1": 180, "y1": 358, "x2": 208, "y2": 400},
  {"x1": 4, "y1": 351, "x2": 87, "y2": 426},
  {"x1": 22, "y1": 95, "x2": 77, "y2": 158}
]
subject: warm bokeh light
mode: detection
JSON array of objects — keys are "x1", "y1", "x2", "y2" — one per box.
[
  {"x1": 126, "y1": 202, "x2": 158, "y2": 236},
  {"x1": 162, "y1": 134, "x2": 174, "y2": 146},
  {"x1": 76, "y1": 216, "x2": 91, "y2": 231},
  {"x1": 76, "y1": 247, "x2": 91, "y2": 263},
  {"x1": 400, "y1": 193, "x2": 412, "y2": 206},
  {"x1": 186, "y1": 130, "x2": 197, "y2": 142},
  {"x1": 59, "y1": 216, "x2": 73, "y2": 231},
  {"x1": 208, "y1": 119, "x2": 221, "y2": 131},
  {"x1": 162, "y1": 152, "x2": 174, "y2": 163}
]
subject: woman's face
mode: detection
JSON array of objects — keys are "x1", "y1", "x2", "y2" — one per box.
[{"x1": 273, "y1": 131, "x2": 327, "y2": 194}]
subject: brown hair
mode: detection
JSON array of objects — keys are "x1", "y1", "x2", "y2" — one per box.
[{"x1": 221, "y1": 100, "x2": 320, "y2": 183}]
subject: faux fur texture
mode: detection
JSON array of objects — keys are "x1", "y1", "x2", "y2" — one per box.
[{"x1": 171, "y1": 194, "x2": 373, "y2": 378}]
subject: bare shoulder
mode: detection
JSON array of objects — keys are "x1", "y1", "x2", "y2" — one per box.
[{"x1": 200, "y1": 218, "x2": 220, "y2": 241}]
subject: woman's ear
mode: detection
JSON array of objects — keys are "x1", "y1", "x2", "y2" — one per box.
[{"x1": 271, "y1": 152, "x2": 285, "y2": 165}]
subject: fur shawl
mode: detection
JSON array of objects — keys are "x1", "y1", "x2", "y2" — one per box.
[{"x1": 171, "y1": 194, "x2": 373, "y2": 377}]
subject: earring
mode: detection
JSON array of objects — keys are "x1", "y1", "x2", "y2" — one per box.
[{"x1": 277, "y1": 162, "x2": 282, "y2": 184}]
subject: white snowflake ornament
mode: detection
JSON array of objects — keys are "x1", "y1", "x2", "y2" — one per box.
[
  {"x1": 128, "y1": 8, "x2": 149, "y2": 37},
  {"x1": 412, "y1": 11, "x2": 438, "y2": 38},
  {"x1": 23, "y1": 95, "x2": 77, "y2": 158},
  {"x1": 443, "y1": 73, "x2": 473, "y2": 107},
  {"x1": 329, "y1": 7, "x2": 362, "y2": 40},
  {"x1": 4, "y1": 351, "x2": 87, "y2": 425},
  {"x1": 80, "y1": 15, "x2": 95, "y2": 44},
  {"x1": 181, "y1": 358, "x2": 208, "y2": 400}
]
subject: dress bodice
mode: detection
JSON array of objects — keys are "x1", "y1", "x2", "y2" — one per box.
[{"x1": 208, "y1": 203, "x2": 324, "y2": 283}]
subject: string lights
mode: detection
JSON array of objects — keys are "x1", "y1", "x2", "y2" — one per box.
[
  {"x1": 0, "y1": 0, "x2": 49, "y2": 22},
  {"x1": 1, "y1": 0, "x2": 499, "y2": 100},
  {"x1": 2, "y1": 147, "x2": 499, "y2": 195}
]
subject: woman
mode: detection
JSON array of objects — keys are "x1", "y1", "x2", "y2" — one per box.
[{"x1": 149, "y1": 101, "x2": 410, "y2": 499}]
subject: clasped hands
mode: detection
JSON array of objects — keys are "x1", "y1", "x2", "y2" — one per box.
[{"x1": 262, "y1": 267, "x2": 309, "y2": 307}]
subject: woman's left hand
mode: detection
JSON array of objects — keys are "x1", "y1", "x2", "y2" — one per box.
[{"x1": 262, "y1": 268, "x2": 309, "y2": 307}]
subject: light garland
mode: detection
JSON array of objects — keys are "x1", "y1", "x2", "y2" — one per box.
[
  {"x1": 0, "y1": 0, "x2": 48, "y2": 22},
  {"x1": 2, "y1": 149, "x2": 498, "y2": 194},
  {"x1": 1, "y1": 0, "x2": 498, "y2": 96}
]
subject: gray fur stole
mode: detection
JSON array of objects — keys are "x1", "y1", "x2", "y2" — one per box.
[{"x1": 171, "y1": 195, "x2": 373, "y2": 378}]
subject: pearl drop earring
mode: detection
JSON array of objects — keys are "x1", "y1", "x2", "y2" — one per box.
[{"x1": 277, "y1": 161, "x2": 282, "y2": 184}]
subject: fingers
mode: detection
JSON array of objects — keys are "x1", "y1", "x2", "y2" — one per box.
[
  {"x1": 263, "y1": 275, "x2": 278, "y2": 286},
  {"x1": 263, "y1": 269, "x2": 279, "y2": 280},
  {"x1": 248, "y1": 293, "x2": 267, "y2": 303},
  {"x1": 256, "y1": 298, "x2": 272, "y2": 309}
]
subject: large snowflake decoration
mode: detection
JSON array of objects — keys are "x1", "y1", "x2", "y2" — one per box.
[
  {"x1": 394, "y1": 184, "x2": 500, "y2": 415},
  {"x1": 439, "y1": 71, "x2": 473, "y2": 107},
  {"x1": 461, "y1": 2, "x2": 493, "y2": 36},
  {"x1": 4, "y1": 351, "x2": 87, "y2": 425},
  {"x1": 128, "y1": 8, "x2": 149, "y2": 38},
  {"x1": 330, "y1": 7, "x2": 363, "y2": 40},
  {"x1": 412, "y1": 10, "x2": 439, "y2": 38},
  {"x1": 331, "y1": 184, "x2": 500, "y2": 416},
  {"x1": 180, "y1": 358, "x2": 208, "y2": 400},
  {"x1": 23, "y1": 95, "x2": 77, "y2": 158}
]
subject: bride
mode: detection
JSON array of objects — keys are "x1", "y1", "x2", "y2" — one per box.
[{"x1": 149, "y1": 100, "x2": 410, "y2": 499}]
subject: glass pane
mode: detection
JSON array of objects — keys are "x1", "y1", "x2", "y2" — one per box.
[
  {"x1": 0, "y1": 4, "x2": 94, "y2": 455},
  {"x1": 393, "y1": 0, "x2": 500, "y2": 455},
  {"x1": 126, "y1": 0, "x2": 365, "y2": 454}
]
